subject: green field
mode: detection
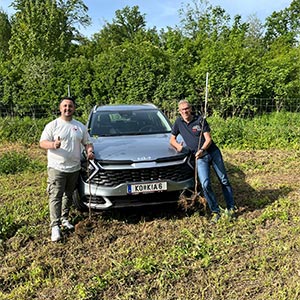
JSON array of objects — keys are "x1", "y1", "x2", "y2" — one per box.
[{"x1": 1, "y1": 142, "x2": 300, "y2": 300}]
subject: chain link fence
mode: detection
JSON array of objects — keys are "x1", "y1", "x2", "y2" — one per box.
[
  {"x1": 1, "y1": 98, "x2": 300, "y2": 119},
  {"x1": 163, "y1": 98, "x2": 300, "y2": 120}
]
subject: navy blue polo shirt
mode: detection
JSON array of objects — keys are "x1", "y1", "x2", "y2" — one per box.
[{"x1": 171, "y1": 114, "x2": 217, "y2": 154}]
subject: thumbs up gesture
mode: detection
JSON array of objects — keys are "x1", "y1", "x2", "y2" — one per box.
[{"x1": 53, "y1": 136, "x2": 61, "y2": 149}]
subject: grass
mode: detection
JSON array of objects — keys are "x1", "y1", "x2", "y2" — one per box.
[{"x1": 1, "y1": 143, "x2": 300, "y2": 299}]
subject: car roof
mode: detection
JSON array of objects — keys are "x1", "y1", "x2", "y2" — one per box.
[{"x1": 92, "y1": 104, "x2": 158, "y2": 113}]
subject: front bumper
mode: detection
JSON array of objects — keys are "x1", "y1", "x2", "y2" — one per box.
[
  {"x1": 77, "y1": 177, "x2": 194, "y2": 209},
  {"x1": 76, "y1": 154, "x2": 194, "y2": 210}
]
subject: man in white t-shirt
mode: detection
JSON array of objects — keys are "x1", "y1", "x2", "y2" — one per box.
[{"x1": 40, "y1": 97, "x2": 94, "y2": 242}]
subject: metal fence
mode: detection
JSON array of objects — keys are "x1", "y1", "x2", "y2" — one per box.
[{"x1": 1, "y1": 98, "x2": 300, "y2": 119}]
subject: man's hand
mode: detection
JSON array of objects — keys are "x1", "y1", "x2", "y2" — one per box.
[
  {"x1": 53, "y1": 136, "x2": 61, "y2": 149},
  {"x1": 87, "y1": 150, "x2": 95, "y2": 160},
  {"x1": 86, "y1": 144, "x2": 95, "y2": 160},
  {"x1": 170, "y1": 135, "x2": 183, "y2": 152},
  {"x1": 176, "y1": 142, "x2": 184, "y2": 152},
  {"x1": 195, "y1": 149, "x2": 204, "y2": 159}
]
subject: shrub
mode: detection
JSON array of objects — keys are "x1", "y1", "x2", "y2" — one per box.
[
  {"x1": 0, "y1": 116, "x2": 52, "y2": 144},
  {"x1": 1, "y1": 112, "x2": 300, "y2": 149},
  {"x1": 0, "y1": 151, "x2": 33, "y2": 174},
  {"x1": 209, "y1": 112, "x2": 300, "y2": 150}
]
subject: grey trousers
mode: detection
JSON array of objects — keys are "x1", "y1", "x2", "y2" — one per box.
[{"x1": 47, "y1": 168, "x2": 80, "y2": 227}]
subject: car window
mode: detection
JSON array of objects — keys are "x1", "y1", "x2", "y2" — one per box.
[{"x1": 90, "y1": 109, "x2": 172, "y2": 136}]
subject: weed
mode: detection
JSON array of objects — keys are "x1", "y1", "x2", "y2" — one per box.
[
  {"x1": 257, "y1": 197, "x2": 291, "y2": 223},
  {"x1": 0, "y1": 210, "x2": 17, "y2": 240},
  {"x1": 0, "y1": 151, "x2": 31, "y2": 174}
]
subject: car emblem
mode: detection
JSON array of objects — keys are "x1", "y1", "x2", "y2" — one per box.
[
  {"x1": 87, "y1": 160, "x2": 100, "y2": 182},
  {"x1": 136, "y1": 156, "x2": 152, "y2": 161}
]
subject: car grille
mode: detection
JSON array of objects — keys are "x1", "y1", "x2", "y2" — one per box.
[{"x1": 83, "y1": 163, "x2": 193, "y2": 187}]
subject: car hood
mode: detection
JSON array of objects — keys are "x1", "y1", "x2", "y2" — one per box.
[{"x1": 91, "y1": 133, "x2": 186, "y2": 163}]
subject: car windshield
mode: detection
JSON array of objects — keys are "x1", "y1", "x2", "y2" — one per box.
[{"x1": 89, "y1": 109, "x2": 172, "y2": 137}]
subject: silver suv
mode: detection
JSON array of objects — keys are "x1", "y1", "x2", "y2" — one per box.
[{"x1": 73, "y1": 104, "x2": 194, "y2": 210}]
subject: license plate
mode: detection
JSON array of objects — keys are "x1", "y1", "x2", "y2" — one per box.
[{"x1": 127, "y1": 182, "x2": 167, "y2": 194}]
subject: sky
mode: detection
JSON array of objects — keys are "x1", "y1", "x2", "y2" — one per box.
[{"x1": 0, "y1": 0, "x2": 293, "y2": 38}]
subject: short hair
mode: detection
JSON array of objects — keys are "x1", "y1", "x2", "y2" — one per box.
[
  {"x1": 60, "y1": 96, "x2": 75, "y2": 105},
  {"x1": 178, "y1": 99, "x2": 190, "y2": 107}
]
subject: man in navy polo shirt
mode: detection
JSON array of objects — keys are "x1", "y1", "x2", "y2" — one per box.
[{"x1": 170, "y1": 99, "x2": 235, "y2": 222}]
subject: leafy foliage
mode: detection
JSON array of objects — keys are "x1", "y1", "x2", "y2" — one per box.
[
  {"x1": 9, "y1": 0, "x2": 90, "y2": 61},
  {"x1": 0, "y1": 116, "x2": 52, "y2": 143},
  {"x1": 0, "y1": 112, "x2": 299, "y2": 151},
  {"x1": 0, "y1": 151, "x2": 31, "y2": 174},
  {"x1": 209, "y1": 112, "x2": 300, "y2": 150},
  {"x1": 0, "y1": 1, "x2": 300, "y2": 117},
  {"x1": 0, "y1": 9, "x2": 11, "y2": 61},
  {"x1": 91, "y1": 39, "x2": 168, "y2": 104},
  {"x1": 96, "y1": 5, "x2": 147, "y2": 46}
]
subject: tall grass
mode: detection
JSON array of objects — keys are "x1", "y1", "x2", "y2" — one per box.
[{"x1": 209, "y1": 112, "x2": 300, "y2": 150}]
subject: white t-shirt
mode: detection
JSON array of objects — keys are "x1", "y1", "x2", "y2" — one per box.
[{"x1": 40, "y1": 118, "x2": 92, "y2": 172}]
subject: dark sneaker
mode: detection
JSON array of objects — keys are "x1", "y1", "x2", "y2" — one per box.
[
  {"x1": 210, "y1": 212, "x2": 221, "y2": 224},
  {"x1": 224, "y1": 208, "x2": 237, "y2": 220}
]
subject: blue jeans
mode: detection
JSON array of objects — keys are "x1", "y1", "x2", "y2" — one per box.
[{"x1": 197, "y1": 147, "x2": 234, "y2": 213}]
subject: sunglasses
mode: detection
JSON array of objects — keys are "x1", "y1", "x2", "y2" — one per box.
[{"x1": 179, "y1": 107, "x2": 191, "y2": 112}]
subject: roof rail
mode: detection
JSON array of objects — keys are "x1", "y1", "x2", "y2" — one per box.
[
  {"x1": 143, "y1": 103, "x2": 157, "y2": 108},
  {"x1": 92, "y1": 105, "x2": 99, "y2": 113}
]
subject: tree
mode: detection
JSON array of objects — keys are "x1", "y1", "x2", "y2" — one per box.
[
  {"x1": 245, "y1": 14, "x2": 264, "y2": 47},
  {"x1": 19, "y1": 56, "x2": 56, "y2": 116},
  {"x1": 178, "y1": 0, "x2": 230, "y2": 40},
  {"x1": 59, "y1": 56, "x2": 94, "y2": 115},
  {"x1": 264, "y1": 0, "x2": 300, "y2": 45},
  {"x1": 155, "y1": 28, "x2": 196, "y2": 108},
  {"x1": 0, "y1": 10, "x2": 11, "y2": 61},
  {"x1": 9, "y1": 0, "x2": 91, "y2": 61},
  {"x1": 187, "y1": 13, "x2": 268, "y2": 116},
  {"x1": 262, "y1": 39, "x2": 300, "y2": 106},
  {"x1": 92, "y1": 5, "x2": 147, "y2": 51},
  {"x1": 91, "y1": 38, "x2": 167, "y2": 105},
  {"x1": 288, "y1": 0, "x2": 300, "y2": 32}
]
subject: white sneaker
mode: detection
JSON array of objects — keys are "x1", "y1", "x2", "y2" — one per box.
[
  {"x1": 61, "y1": 219, "x2": 74, "y2": 230},
  {"x1": 51, "y1": 225, "x2": 62, "y2": 242}
]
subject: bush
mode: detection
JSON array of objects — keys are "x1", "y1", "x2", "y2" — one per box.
[
  {"x1": 1, "y1": 112, "x2": 300, "y2": 150},
  {"x1": 0, "y1": 115, "x2": 86, "y2": 144},
  {"x1": 0, "y1": 116, "x2": 52, "y2": 144},
  {"x1": 209, "y1": 112, "x2": 300, "y2": 150},
  {"x1": 0, "y1": 151, "x2": 34, "y2": 174}
]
